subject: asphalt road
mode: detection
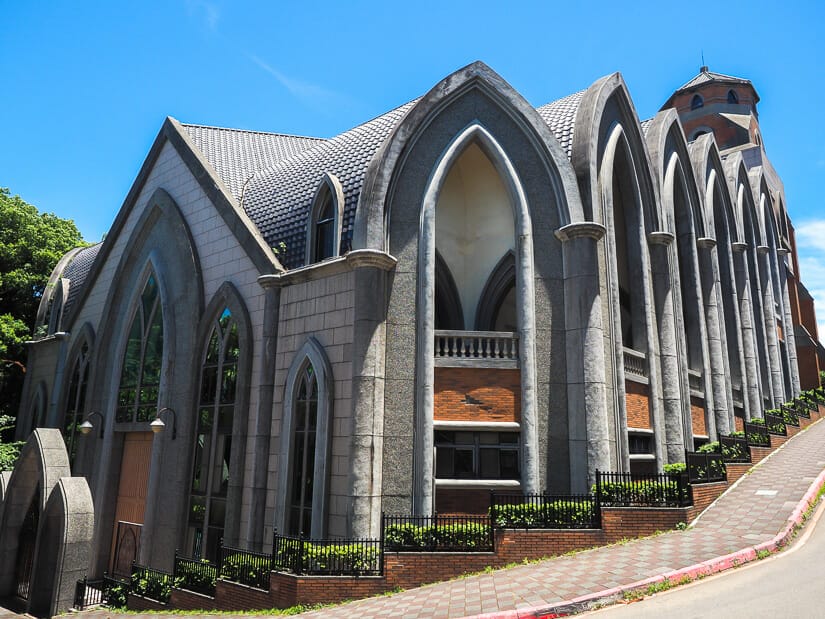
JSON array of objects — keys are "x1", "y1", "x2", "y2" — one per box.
[{"x1": 583, "y1": 497, "x2": 825, "y2": 618}]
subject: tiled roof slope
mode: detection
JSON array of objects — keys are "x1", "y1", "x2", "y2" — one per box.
[
  {"x1": 62, "y1": 243, "x2": 102, "y2": 318},
  {"x1": 536, "y1": 91, "x2": 585, "y2": 160},
  {"x1": 242, "y1": 100, "x2": 418, "y2": 268},
  {"x1": 181, "y1": 124, "x2": 325, "y2": 201},
  {"x1": 677, "y1": 67, "x2": 753, "y2": 92}
]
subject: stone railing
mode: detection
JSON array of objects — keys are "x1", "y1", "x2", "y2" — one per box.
[
  {"x1": 622, "y1": 347, "x2": 647, "y2": 379},
  {"x1": 732, "y1": 385, "x2": 744, "y2": 405},
  {"x1": 434, "y1": 330, "x2": 519, "y2": 367}
]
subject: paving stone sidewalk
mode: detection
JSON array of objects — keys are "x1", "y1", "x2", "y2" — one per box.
[
  {"x1": 296, "y1": 419, "x2": 825, "y2": 619},
  {"x1": 14, "y1": 419, "x2": 825, "y2": 619}
]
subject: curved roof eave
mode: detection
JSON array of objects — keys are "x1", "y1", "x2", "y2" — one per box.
[
  {"x1": 354, "y1": 60, "x2": 585, "y2": 251},
  {"x1": 571, "y1": 72, "x2": 662, "y2": 230}
]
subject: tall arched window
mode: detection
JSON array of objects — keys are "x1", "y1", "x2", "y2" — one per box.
[
  {"x1": 63, "y1": 341, "x2": 90, "y2": 466},
  {"x1": 116, "y1": 274, "x2": 163, "y2": 423},
  {"x1": 187, "y1": 308, "x2": 238, "y2": 561},
  {"x1": 288, "y1": 363, "x2": 317, "y2": 536}
]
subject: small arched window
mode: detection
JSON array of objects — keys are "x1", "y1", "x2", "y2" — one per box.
[
  {"x1": 187, "y1": 308, "x2": 239, "y2": 561},
  {"x1": 727, "y1": 89, "x2": 739, "y2": 104},
  {"x1": 64, "y1": 341, "x2": 90, "y2": 466},
  {"x1": 690, "y1": 94, "x2": 704, "y2": 110},
  {"x1": 307, "y1": 174, "x2": 344, "y2": 264},
  {"x1": 116, "y1": 273, "x2": 163, "y2": 423}
]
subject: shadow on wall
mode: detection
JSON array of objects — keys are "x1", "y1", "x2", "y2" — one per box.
[{"x1": 0, "y1": 428, "x2": 94, "y2": 617}]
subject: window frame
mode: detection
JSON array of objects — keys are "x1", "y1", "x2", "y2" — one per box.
[
  {"x1": 306, "y1": 173, "x2": 345, "y2": 265},
  {"x1": 434, "y1": 430, "x2": 521, "y2": 481}
]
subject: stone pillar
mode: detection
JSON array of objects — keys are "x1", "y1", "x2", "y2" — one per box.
[
  {"x1": 732, "y1": 242, "x2": 763, "y2": 417},
  {"x1": 777, "y1": 248, "x2": 801, "y2": 395},
  {"x1": 698, "y1": 238, "x2": 732, "y2": 435},
  {"x1": 345, "y1": 250, "x2": 395, "y2": 538},
  {"x1": 647, "y1": 231, "x2": 688, "y2": 463},
  {"x1": 249, "y1": 275, "x2": 282, "y2": 550},
  {"x1": 556, "y1": 222, "x2": 608, "y2": 491},
  {"x1": 757, "y1": 246, "x2": 786, "y2": 405}
]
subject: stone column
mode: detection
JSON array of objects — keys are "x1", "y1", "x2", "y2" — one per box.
[
  {"x1": 777, "y1": 248, "x2": 801, "y2": 395},
  {"x1": 249, "y1": 275, "x2": 282, "y2": 550},
  {"x1": 698, "y1": 238, "x2": 732, "y2": 435},
  {"x1": 647, "y1": 231, "x2": 689, "y2": 462},
  {"x1": 556, "y1": 222, "x2": 608, "y2": 491},
  {"x1": 732, "y1": 242, "x2": 763, "y2": 417},
  {"x1": 757, "y1": 246, "x2": 785, "y2": 405},
  {"x1": 345, "y1": 249, "x2": 395, "y2": 538}
]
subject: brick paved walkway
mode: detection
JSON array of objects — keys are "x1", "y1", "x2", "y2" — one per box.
[{"x1": 7, "y1": 419, "x2": 825, "y2": 619}]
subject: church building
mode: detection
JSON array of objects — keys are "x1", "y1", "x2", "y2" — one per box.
[{"x1": 16, "y1": 62, "x2": 822, "y2": 575}]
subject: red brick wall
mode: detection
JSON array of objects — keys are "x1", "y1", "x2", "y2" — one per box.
[
  {"x1": 625, "y1": 381, "x2": 651, "y2": 429},
  {"x1": 734, "y1": 414, "x2": 744, "y2": 432},
  {"x1": 436, "y1": 487, "x2": 492, "y2": 515},
  {"x1": 725, "y1": 463, "x2": 750, "y2": 485},
  {"x1": 691, "y1": 397, "x2": 707, "y2": 436},
  {"x1": 434, "y1": 368, "x2": 520, "y2": 422}
]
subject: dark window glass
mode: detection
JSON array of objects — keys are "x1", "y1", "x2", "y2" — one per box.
[
  {"x1": 628, "y1": 434, "x2": 652, "y2": 455},
  {"x1": 63, "y1": 342, "x2": 90, "y2": 467},
  {"x1": 314, "y1": 197, "x2": 335, "y2": 260},
  {"x1": 727, "y1": 89, "x2": 738, "y2": 104},
  {"x1": 288, "y1": 364, "x2": 318, "y2": 536},
  {"x1": 434, "y1": 431, "x2": 520, "y2": 480},
  {"x1": 117, "y1": 275, "x2": 162, "y2": 423},
  {"x1": 691, "y1": 94, "x2": 703, "y2": 110},
  {"x1": 186, "y1": 309, "x2": 239, "y2": 561}
]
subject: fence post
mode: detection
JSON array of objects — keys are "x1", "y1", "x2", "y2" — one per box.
[
  {"x1": 379, "y1": 513, "x2": 385, "y2": 575},
  {"x1": 270, "y1": 528, "x2": 277, "y2": 571},
  {"x1": 489, "y1": 491, "x2": 496, "y2": 529},
  {"x1": 217, "y1": 537, "x2": 224, "y2": 580},
  {"x1": 595, "y1": 470, "x2": 602, "y2": 507},
  {"x1": 173, "y1": 549, "x2": 179, "y2": 581},
  {"x1": 297, "y1": 535, "x2": 304, "y2": 576}
]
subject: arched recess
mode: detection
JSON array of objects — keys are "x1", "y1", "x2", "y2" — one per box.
[
  {"x1": 46, "y1": 279, "x2": 69, "y2": 335},
  {"x1": 275, "y1": 337, "x2": 334, "y2": 538},
  {"x1": 475, "y1": 250, "x2": 516, "y2": 331},
  {"x1": 89, "y1": 186, "x2": 203, "y2": 574},
  {"x1": 28, "y1": 383, "x2": 48, "y2": 436},
  {"x1": 647, "y1": 110, "x2": 720, "y2": 456},
  {"x1": 61, "y1": 323, "x2": 96, "y2": 469},
  {"x1": 0, "y1": 429, "x2": 70, "y2": 600},
  {"x1": 361, "y1": 61, "x2": 586, "y2": 515},
  {"x1": 306, "y1": 173, "x2": 345, "y2": 264},
  {"x1": 574, "y1": 74, "x2": 665, "y2": 475},
  {"x1": 34, "y1": 247, "x2": 83, "y2": 331},
  {"x1": 416, "y1": 121, "x2": 538, "y2": 512},
  {"x1": 184, "y1": 281, "x2": 252, "y2": 556},
  {"x1": 435, "y1": 251, "x2": 464, "y2": 331}
]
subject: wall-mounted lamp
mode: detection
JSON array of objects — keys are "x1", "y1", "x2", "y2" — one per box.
[
  {"x1": 150, "y1": 407, "x2": 177, "y2": 440},
  {"x1": 78, "y1": 411, "x2": 105, "y2": 439}
]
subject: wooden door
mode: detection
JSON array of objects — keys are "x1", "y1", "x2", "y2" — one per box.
[{"x1": 109, "y1": 432, "x2": 153, "y2": 573}]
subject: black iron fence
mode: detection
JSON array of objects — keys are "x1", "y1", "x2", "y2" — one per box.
[
  {"x1": 73, "y1": 574, "x2": 128, "y2": 609},
  {"x1": 173, "y1": 553, "x2": 218, "y2": 596},
  {"x1": 720, "y1": 435, "x2": 751, "y2": 462},
  {"x1": 744, "y1": 421, "x2": 770, "y2": 447},
  {"x1": 764, "y1": 412, "x2": 787, "y2": 436},
  {"x1": 272, "y1": 533, "x2": 382, "y2": 575},
  {"x1": 594, "y1": 470, "x2": 691, "y2": 507},
  {"x1": 795, "y1": 399, "x2": 814, "y2": 416},
  {"x1": 130, "y1": 563, "x2": 173, "y2": 604},
  {"x1": 490, "y1": 493, "x2": 599, "y2": 529},
  {"x1": 219, "y1": 544, "x2": 273, "y2": 590},
  {"x1": 685, "y1": 452, "x2": 726, "y2": 483},
  {"x1": 779, "y1": 405, "x2": 799, "y2": 427}
]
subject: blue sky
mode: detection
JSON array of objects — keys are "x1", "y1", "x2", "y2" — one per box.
[{"x1": 2, "y1": 1, "x2": 824, "y2": 327}]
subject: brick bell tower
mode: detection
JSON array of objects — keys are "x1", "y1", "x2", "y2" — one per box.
[{"x1": 661, "y1": 66, "x2": 762, "y2": 149}]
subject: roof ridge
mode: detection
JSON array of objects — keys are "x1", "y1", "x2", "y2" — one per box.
[{"x1": 180, "y1": 122, "x2": 326, "y2": 142}]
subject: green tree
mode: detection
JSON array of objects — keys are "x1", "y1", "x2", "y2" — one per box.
[{"x1": 0, "y1": 187, "x2": 87, "y2": 428}]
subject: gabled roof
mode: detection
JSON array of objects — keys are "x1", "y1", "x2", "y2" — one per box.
[
  {"x1": 536, "y1": 90, "x2": 585, "y2": 160},
  {"x1": 181, "y1": 125, "x2": 324, "y2": 201}
]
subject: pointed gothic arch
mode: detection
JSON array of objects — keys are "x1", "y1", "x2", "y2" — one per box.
[
  {"x1": 306, "y1": 173, "x2": 345, "y2": 264},
  {"x1": 276, "y1": 338, "x2": 334, "y2": 538}
]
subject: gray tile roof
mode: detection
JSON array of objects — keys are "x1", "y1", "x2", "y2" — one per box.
[
  {"x1": 242, "y1": 100, "x2": 418, "y2": 268},
  {"x1": 62, "y1": 243, "x2": 102, "y2": 318},
  {"x1": 536, "y1": 91, "x2": 585, "y2": 160},
  {"x1": 639, "y1": 118, "x2": 653, "y2": 136},
  {"x1": 181, "y1": 124, "x2": 325, "y2": 201}
]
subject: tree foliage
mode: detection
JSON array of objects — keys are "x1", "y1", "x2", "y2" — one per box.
[{"x1": 0, "y1": 187, "x2": 88, "y2": 423}]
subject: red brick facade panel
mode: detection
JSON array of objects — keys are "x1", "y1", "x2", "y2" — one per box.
[
  {"x1": 691, "y1": 397, "x2": 707, "y2": 436},
  {"x1": 434, "y1": 368, "x2": 521, "y2": 422},
  {"x1": 625, "y1": 381, "x2": 651, "y2": 429},
  {"x1": 436, "y1": 487, "x2": 492, "y2": 515}
]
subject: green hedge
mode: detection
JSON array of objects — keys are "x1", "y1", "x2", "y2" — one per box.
[
  {"x1": 384, "y1": 522, "x2": 490, "y2": 550},
  {"x1": 274, "y1": 541, "x2": 381, "y2": 573},
  {"x1": 490, "y1": 500, "x2": 597, "y2": 528},
  {"x1": 592, "y1": 480, "x2": 688, "y2": 505}
]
